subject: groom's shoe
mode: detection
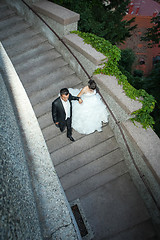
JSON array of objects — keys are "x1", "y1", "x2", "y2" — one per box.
[{"x1": 68, "y1": 136, "x2": 75, "y2": 142}]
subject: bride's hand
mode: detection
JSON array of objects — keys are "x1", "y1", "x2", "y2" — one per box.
[{"x1": 79, "y1": 98, "x2": 83, "y2": 104}]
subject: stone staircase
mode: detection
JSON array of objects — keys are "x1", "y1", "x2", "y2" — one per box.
[{"x1": 0, "y1": 2, "x2": 158, "y2": 240}]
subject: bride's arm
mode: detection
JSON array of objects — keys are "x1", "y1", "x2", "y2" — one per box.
[{"x1": 77, "y1": 86, "x2": 87, "y2": 97}]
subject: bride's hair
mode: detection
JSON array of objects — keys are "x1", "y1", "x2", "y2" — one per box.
[{"x1": 88, "y1": 80, "x2": 97, "y2": 90}]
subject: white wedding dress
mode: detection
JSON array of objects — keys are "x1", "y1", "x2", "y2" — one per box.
[{"x1": 69, "y1": 88, "x2": 109, "y2": 134}]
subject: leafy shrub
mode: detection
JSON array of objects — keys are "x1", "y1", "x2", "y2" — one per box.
[
  {"x1": 72, "y1": 31, "x2": 156, "y2": 129},
  {"x1": 133, "y1": 69, "x2": 144, "y2": 77}
]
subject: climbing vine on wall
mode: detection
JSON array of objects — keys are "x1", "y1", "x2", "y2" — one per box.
[{"x1": 72, "y1": 31, "x2": 156, "y2": 129}]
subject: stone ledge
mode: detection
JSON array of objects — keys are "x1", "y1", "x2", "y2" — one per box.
[
  {"x1": 122, "y1": 120, "x2": 160, "y2": 184},
  {"x1": 63, "y1": 33, "x2": 107, "y2": 66},
  {"x1": 32, "y1": 0, "x2": 80, "y2": 25},
  {"x1": 94, "y1": 74, "x2": 142, "y2": 114}
]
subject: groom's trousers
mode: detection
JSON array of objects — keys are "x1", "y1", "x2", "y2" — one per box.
[{"x1": 58, "y1": 117, "x2": 72, "y2": 137}]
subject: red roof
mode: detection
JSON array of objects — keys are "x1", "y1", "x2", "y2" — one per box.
[{"x1": 128, "y1": 0, "x2": 160, "y2": 16}]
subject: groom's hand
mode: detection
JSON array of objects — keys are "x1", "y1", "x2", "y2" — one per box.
[
  {"x1": 79, "y1": 98, "x2": 83, "y2": 104},
  {"x1": 55, "y1": 122, "x2": 59, "y2": 127}
]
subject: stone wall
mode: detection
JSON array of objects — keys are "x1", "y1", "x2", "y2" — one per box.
[
  {"x1": 0, "y1": 74, "x2": 42, "y2": 240},
  {"x1": 0, "y1": 42, "x2": 81, "y2": 240}
]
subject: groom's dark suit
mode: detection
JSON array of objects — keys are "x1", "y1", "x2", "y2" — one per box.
[{"x1": 52, "y1": 93, "x2": 80, "y2": 137}]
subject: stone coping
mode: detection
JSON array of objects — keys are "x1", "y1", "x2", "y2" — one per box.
[
  {"x1": 32, "y1": 0, "x2": 80, "y2": 25},
  {"x1": 122, "y1": 120, "x2": 160, "y2": 183},
  {"x1": 94, "y1": 74, "x2": 142, "y2": 114},
  {"x1": 63, "y1": 33, "x2": 107, "y2": 66}
]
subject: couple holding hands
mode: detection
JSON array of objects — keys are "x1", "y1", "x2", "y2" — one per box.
[{"x1": 52, "y1": 80, "x2": 109, "y2": 141}]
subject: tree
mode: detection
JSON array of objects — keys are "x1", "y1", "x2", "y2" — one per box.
[
  {"x1": 51, "y1": 0, "x2": 136, "y2": 45},
  {"x1": 142, "y1": 63, "x2": 160, "y2": 103},
  {"x1": 141, "y1": 63, "x2": 160, "y2": 137},
  {"x1": 141, "y1": 14, "x2": 160, "y2": 48},
  {"x1": 117, "y1": 49, "x2": 143, "y2": 89},
  {"x1": 118, "y1": 48, "x2": 136, "y2": 73},
  {"x1": 140, "y1": 14, "x2": 160, "y2": 137}
]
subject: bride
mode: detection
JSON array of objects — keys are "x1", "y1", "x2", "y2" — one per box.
[{"x1": 69, "y1": 80, "x2": 109, "y2": 135}]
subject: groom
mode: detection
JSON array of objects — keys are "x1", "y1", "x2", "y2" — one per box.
[{"x1": 52, "y1": 88, "x2": 83, "y2": 141}]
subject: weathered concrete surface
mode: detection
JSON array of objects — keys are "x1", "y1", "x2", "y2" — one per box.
[
  {"x1": 64, "y1": 34, "x2": 107, "y2": 66},
  {"x1": 32, "y1": 0, "x2": 80, "y2": 25},
  {"x1": 80, "y1": 174, "x2": 154, "y2": 240},
  {"x1": 95, "y1": 74, "x2": 142, "y2": 114},
  {"x1": 122, "y1": 120, "x2": 160, "y2": 183}
]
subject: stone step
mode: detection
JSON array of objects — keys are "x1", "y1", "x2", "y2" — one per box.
[
  {"x1": 60, "y1": 146, "x2": 123, "y2": 191},
  {"x1": 71, "y1": 82, "x2": 84, "y2": 90},
  {"x1": 65, "y1": 161, "x2": 128, "y2": 202},
  {"x1": 42, "y1": 123, "x2": 61, "y2": 142},
  {"x1": 109, "y1": 220, "x2": 156, "y2": 240},
  {"x1": 79, "y1": 173, "x2": 152, "y2": 240},
  {"x1": 38, "y1": 112, "x2": 53, "y2": 131},
  {"x1": 42, "y1": 124, "x2": 64, "y2": 142},
  {"x1": 0, "y1": 19, "x2": 32, "y2": 41},
  {"x1": 0, "y1": 15, "x2": 23, "y2": 32},
  {"x1": 26, "y1": 64, "x2": 73, "y2": 96},
  {"x1": 2, "y1": 28, "x2": 42, "y2": 50},
  {"x1": 11, "y1": 42, "x2": 54, "y2": 65},
  {"x1": 56, "y1": 137, "x2": 119, "y2": 177},
  {"x1": 47, "y1": 128, "x2": 84, "y2": 152},
  {"x1": 47, "y1": 124, "x2": 111, "y2": 157},
  {"x1": 30, "y1": 73, "x2": 81, "y2": 106},
  {"x1": 3, "y1": 33, "x2": 47, "y2": 58},
  {"x1": 19, "y1": 57, "x2": 68, "y2": 86},
  {"x1": 0, "y1": 6, "x2": 15, "y2": 21},
  {"x1": 41, "y1": 116, "x2": 83, "y2": 142},
  {"x1": 0, "y1": 2, "x2": 6, "y2": 8},
  {"x1": 51, "y1": 125, "x2": 114, "y2": 166},
  {"x1": 15, "y1": 48, "x2": 61, "y2": 73},
  {"x1": 34, "y1": 82, "x2": 84, "y2": 119},
  {"x1": 34, "y1": 96, "x2": 57, "y2": 119},
  {"x1": 46, "y1": 125, "x2": 84, "y2": 153}
]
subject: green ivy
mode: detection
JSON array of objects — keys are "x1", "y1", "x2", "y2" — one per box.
[{"x1": 72, "y1": 31, "x2": 156, "y2": 129}]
